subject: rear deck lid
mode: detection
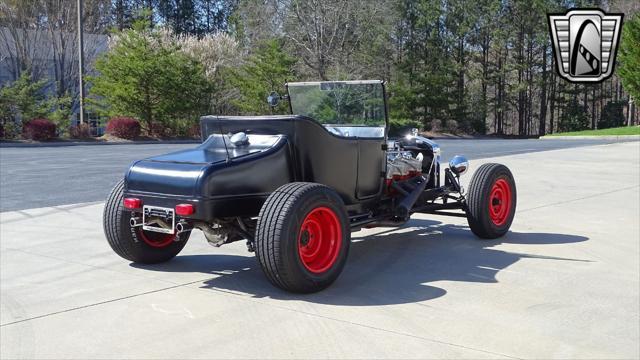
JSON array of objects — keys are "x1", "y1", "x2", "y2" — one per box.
[
  {"x1": 125, "y1": 133, "x2": 285, "y2": 196},
  {"x1": 126, "y1": 160, "x2": 206, "y2": 196}
]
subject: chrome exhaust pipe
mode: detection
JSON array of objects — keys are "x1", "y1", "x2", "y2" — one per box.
[
  {"x1": 176, "y1": 221, "x2": 193, "y2": 234},
  {"x1": 130, "y1": 217, "x2": 143, "y2": 227}
]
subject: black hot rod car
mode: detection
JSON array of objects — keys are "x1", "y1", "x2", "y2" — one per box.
[{"x1": 104, "y1": 80, "x2": 516, "y2": 293}]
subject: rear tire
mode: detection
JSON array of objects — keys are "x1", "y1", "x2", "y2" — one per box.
[
  {"x1": 255, "y1": 183, "x2": 350, "y2": 293},
  {"x1": 103, "y1": 179, "x2": 190, "y2": 264},
  {"x1": 466, "y1": 163, "x2": 517, "y2": 239}
]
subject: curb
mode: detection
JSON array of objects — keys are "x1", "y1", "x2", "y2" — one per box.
[
  {"x1": 540, "y1": 135, "x2": 640, "y2": 140},
  {"x1": 0, "y1": 139, "x2": 201, "y2": 148}
]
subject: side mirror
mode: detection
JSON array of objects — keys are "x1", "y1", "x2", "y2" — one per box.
[
  {"x1": 267, "y1": 91, "x2": 280, "y2": 107},
  {"x1": 449, "y1": 155, "x2": 469, "y2": 176}
]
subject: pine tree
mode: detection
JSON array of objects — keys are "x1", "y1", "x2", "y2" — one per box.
[
  {"x1": 229, "y1": 39, "x2": 297, "y2": 115},
  {"x1": 619, "y1": 12, "x2": 640, "y2": 103}
]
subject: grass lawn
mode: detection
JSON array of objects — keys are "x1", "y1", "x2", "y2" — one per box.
[{"x1": 547, "y1": 126, "x2": 640, "y2": 136}]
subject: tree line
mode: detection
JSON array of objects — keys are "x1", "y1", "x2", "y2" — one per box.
[{"x1": 1, "y1": 0, "x2": 639, "y2": 138}]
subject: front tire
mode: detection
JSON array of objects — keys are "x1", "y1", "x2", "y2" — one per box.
[
  {"x1": 466, "y1": 163, "x2": 517, "y2": 239},
  {"x1": 103, "y1": 179, "x2": 190, "y2": 264},
  {"x1": 255, "y1": 183, "x2": 350, "y2": 293}
]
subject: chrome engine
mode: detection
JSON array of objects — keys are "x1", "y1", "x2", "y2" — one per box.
[{"x1": 386, "y1": 150, "x2": 423, "y2": 181}]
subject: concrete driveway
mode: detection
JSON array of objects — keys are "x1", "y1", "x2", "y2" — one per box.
[{"x1": 1, "y1": 141, "x2": 638, "y2": 359}]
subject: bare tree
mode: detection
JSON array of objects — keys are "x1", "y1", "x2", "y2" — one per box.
[
  {"x1": 285, "y1": 0, "x2": 391, "y2": 80},
  {"x1": 41, "y1": 0, "x2": 109, "y2": 98},
  {"x1": 0, "y1": 0, "x2": 109, "y2": 111},
  {"x1": 0, "y1": 1, "x2": 49, "y2": 80}
]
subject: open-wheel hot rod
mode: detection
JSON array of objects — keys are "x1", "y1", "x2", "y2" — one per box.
[{"x1": 103, "y1": 80, "x2": 517, "y2": 293}]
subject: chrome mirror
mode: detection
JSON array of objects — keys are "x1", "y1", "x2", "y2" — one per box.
[
  {"x1": 267, "y1": 92, "x2": 280, "y2": 107},
  {"x1": 449, "y1": 155, "x2": 469, "y2": 176}
]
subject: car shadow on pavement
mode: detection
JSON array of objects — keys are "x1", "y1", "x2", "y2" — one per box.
[{"x1": 132, "y1": 218, "x2": 589, "y2": 306}]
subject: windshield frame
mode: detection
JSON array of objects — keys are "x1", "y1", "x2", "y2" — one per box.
[{"x1": 285, "y1": 80, "x2": 389, "y2": 133}]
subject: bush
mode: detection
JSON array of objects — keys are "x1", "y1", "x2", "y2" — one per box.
[
  {"x1": 189, "y1": 123, "x2": 201, "y2": 138},
  {"x1": 148, "y1": 122, "x2": 168, "y2": 137},
  {"x1": 164, "y1": 118, "x2": 201, "y2": 138},
  {"x1": 558, "y1": 100, "x2": 590, "y2": 132},
  {"x1": 389, "y1": 118, "x2": 422, "y2": 137},
  {"x1": 22, "y1": 118, "x2": 56, "y2": 140},
  {"x1": 106, "y1": 117, "x2": 141, "y2": 139},
  {"x1": 598, "y1": 101, "x2": 626, "y2": 129},
  {"x1": 1, "y1": 122, "x2": 19, "y2": 139},
  {"x1": 70, "y1": 123, "x2": 92, "y2": 139}
]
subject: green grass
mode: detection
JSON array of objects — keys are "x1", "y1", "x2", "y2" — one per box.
[{"x1": 547, "y1": 126, "x2": 640, "y2": 137}]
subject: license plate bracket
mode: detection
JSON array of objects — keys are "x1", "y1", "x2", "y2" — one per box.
[{"x1": 142, "y1": 206, "x2": 175, "y2": 234}]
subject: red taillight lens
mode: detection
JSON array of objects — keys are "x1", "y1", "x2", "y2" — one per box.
[
  {"x1": 175, "y1": 204, "x2": 195, "y2": 216},
  {"x1": 123, "y1": 197, "x2": 142, "y2": 209}
]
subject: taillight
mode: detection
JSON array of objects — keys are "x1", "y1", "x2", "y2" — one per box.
[
  {"x1": 123, "y1": 198, "x2": 142, "y2": 209},
  {"x1": 175, "y1": 204, "x2": 195, "y2": 216}
]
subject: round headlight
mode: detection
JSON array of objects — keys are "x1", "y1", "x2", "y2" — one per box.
[{"x1": 449, "y1": 155, "x2": 469, "y2": 175}]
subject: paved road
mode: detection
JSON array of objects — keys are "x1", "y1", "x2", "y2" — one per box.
[
  {"x1": 0, "y1": 138, "x2": 635, "y2": 211},
  {"x1": 1, "y1": 142, "x2": 638, "y2": 358}
]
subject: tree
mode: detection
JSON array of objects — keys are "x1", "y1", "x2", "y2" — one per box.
[
  {"x1": 284, "y1": 0, "x2": 390, "y2": 80},
  {"x1": 4, "y1": 0, "x2": 638, "y2": 137},
  {"x1": 157, "y1": 0, "x2": 198, "y2": 34},
  {"x1": 230, "y1": 39, "x2": 296, "y2": 114},
  {"x1": 598, "y1": 100, "x2": 626, "y2": 129},
  {"x1": 179, "y1": 31, "x2": 240, "y2": 115},
  {"x1": 89, "y1": 22, "x2": 211, "y2": 133},
  {"x1": 468, "y1": 0, "x2": 501, "y2": 134},
  {"x1": 0, "y1": 0, "x2": 110, "y2": 118},
  {"x1": 618, "y1": 12, "x2": 640, "y2": 108},
  {"x1": 391, "y1": 0, "x2": 456, "y2": 131},
  {"x1": 0, "y1": 70, "x2": 72, "y2": 135},
  {"x1": 0, "y1": 71, "x2": 51, "y2": 123},
  {"x1": 558, "y1": 99, "x2": 589, "y2": 132}
]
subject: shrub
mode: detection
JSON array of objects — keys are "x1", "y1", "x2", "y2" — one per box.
[
  {"x1": 442, "y1": 119, "x2": 459, "y2": 134},
  {"x1": 148, "y1": 122, "x2": 169, "y2": 137},
  {"x1": 106, "y1": 117, "x2": 141, "y2": 139},
  {"x1": 70, "y1": 123, "x2": 92, "y2": 139},
  {"x1": 164, "y1": 118, "x2": 201, "y2": 138},
  {"x1": 598, "y1": 101, "x2": 626, "y2": 129},
  {"x1": 189, "y1": 123, "x2": 201, "y2": 138},
  {"x1": 22, "y1": 118, "x2": 56, "y2": 140},
  {"x1": 558, "y1": 100, "x2": 590, "y2": 132},
  {"x1": 1, "y1": 122, "x2": 19, "y2": 139},
  {"x1": 389, "y1": 118, "x2": 422, "y2": 137}
]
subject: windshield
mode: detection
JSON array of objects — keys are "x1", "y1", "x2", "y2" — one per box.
[{"x1": 287, "y1": 81, "x2": 386, "y2": 126}]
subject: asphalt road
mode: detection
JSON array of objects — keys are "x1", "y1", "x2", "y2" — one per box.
[{"x1": 0, "y1": 138, "x2": 635, "y2": 211}]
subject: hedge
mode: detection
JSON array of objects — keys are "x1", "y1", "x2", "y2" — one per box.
[
  {"x1": 23, "y1": 118, "x2": 56, "y2": 140},
  {"x1": 106, "y1": 117, "x2": 141, "y2": 139}
]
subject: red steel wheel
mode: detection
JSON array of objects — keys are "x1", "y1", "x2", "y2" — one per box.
[
  {"x1": 255, "y1": 182, "x2": 350, "y2": 293},
  {"x1": 298, "y1": 206, "x2": 342, "y2": 274},
  {"x1": 104, "y1": 179, "x2": 190, "y2": 264},
  {"x1": 136, "y1": 228, "x2": 177, "y2": 248},
  {"x1": 488, "y1": 178, "x2": 512, "y2": 226},
  {"x1": 466, "y1": 163, "x2": 517, "y2": 239}
]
